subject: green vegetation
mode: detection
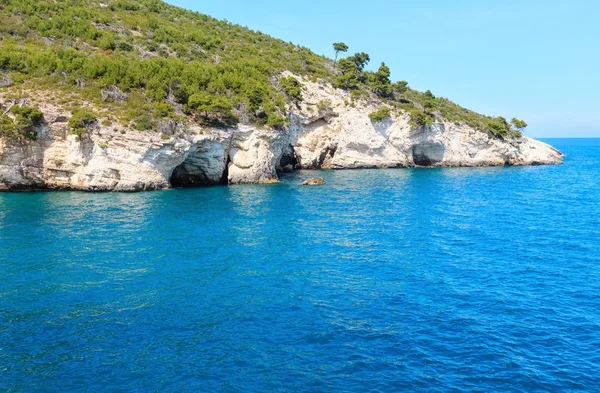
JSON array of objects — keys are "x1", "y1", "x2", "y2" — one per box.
[
  {"x1": 410, "y1": 110, "x2": 433, "y2": 127},
  {"x1": 186, "y1": 92, "x2": 238, "y2": 127},
  {"x1": 68, "y1": 109, "x2": 97, "y2": 135},
  {"x1": 370, "y1": 63, "x2": 392, "y2": 98},
  {"x1": 369, "y1": 106, "x2": 392, "y2": 122},
  {"x1": 317, "y1": 99, "x2": 332, "y2": 111},
  {"x1": 0, "y1": 0, "x2": 327, "y2": 130},
  {"x1": 487, "y1": 116, "x2": 530, "y2": 139},
  {"x1": 332, "y1": 42, "x2": 349, "y2": 70},
  {"x1": 334, "y1": 52, "x2": 371, "y2": 90},
  {"x1": 511, "y1": 118, "x2": 527, "y2": 138},
  {"x1": 0, "y1": 0, "x2": 525, "y2": 138},
  {"x1": 486, "y1": 117, "x2": 513, "y2": 138},
  {"x1": 0, "y1": 104, "x2": 43, "y2": 140},
  {"x1": 279, "y1": 76, "x2": 303, "y2": 101}
]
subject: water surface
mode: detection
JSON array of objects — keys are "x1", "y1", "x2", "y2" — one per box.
[{"x1": 1, "y1": 139, "x2": 599, "y2": 392}]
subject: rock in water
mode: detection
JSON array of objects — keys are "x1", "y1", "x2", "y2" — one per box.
[
  {"x1": 302, "y1": 177, "x2": 326, "y2": 186},
  {"x1": 281, "y1": 164, "x2": 294, "y2": 173}
]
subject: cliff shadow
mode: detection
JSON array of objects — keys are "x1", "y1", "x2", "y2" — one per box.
[{"x1": 412, "y1": 141, "x2": 445, "y2": 166}]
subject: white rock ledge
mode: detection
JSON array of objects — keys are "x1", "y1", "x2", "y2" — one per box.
[{"x1": 0, "y1": 77, "x2": 563, "y2": 191}]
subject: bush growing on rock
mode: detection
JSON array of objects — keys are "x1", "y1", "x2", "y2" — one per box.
[
  {"x1": 11, "y1": 105, "x2": 43, "y2": 127},
  {"x1": 487, "y1": 117, "x2": 511, "y2": 138},
  {"x1": 186, "y1": 92, "x2": 239, "y2": 127},
  {"x1": 0, "y1": 105, "x2": 43, "y2": 140},
  {"x1": 369, "y1": 107, "x2": 392, "y2": 122},
  {"x1": 317, "y1": 99, "x2": 332, "y2": 111},
  {"x1": 410, "y1": 110, "x2": 432, "y2": 127},
  {"x1": 280, "y1": 76, "x2": 303, "y2": 101},
  {"x1": 511, "y1": 118, "x2": 528, "y2": 134},
  {"x1": 266, "y1": 114, "x2": 288, "y2": 130},
  {"x1": 423, "y1": 99, "x2": 438, "y2": 114},
  {"x1": 68, "y1": 109, "x2": 97, "y2": 135},
  {"x1": 394, "y1": 80, "x2": 409, "y2": 95}
]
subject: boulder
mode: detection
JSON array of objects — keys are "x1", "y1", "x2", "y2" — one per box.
[{"x1": 302, "y1": 177, "x2": 326, "y2": 186}]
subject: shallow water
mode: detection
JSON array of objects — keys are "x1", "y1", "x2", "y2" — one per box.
[{"x1": 1, "y1": 139, "x2": 599, "y2": 392}]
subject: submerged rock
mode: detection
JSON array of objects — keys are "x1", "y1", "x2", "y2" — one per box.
[
  {"x1": 302, "y1": 177, "x2": 326, "y2": 186},
  {"x1": 281, "y1": 164, "x2": 294, "y2": 173}
]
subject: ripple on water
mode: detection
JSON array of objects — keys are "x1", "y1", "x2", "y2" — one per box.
[{"x1": 1, "y1": 140, "x2": 600, "y2": 391}]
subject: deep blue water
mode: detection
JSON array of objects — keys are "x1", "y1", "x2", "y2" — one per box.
[{"x1": 1, "y1": 139, "x2": 600, "y2": 392}]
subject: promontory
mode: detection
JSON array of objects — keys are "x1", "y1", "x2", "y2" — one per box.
[{"x1": 0, "y1": 0, "x2": 562, "y2": 191}]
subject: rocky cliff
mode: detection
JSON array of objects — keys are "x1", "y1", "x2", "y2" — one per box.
[{"x1": 0, "y1": 76, "x2": 563, "y2": 191}]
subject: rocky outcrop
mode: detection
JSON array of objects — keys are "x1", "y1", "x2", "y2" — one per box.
[
  {"x1": 0, "y1": 76, "x2": 563, "y2": 191},
  {"x1": 302, "y1": 177, "x2": 326, "y2": 186}
]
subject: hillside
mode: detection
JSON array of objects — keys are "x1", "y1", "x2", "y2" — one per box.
[{"x1": 0, "y1": 0, "x2": 524, "y2": 140}]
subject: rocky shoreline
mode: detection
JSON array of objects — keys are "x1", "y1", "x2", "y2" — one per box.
[{"x1": 0, "y1": 76, "x2": 563, "y2": 192}]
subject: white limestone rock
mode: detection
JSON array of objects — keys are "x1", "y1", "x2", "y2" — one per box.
[{"x1": 0, "y1": 75, "x2": 563, "y2": 191}]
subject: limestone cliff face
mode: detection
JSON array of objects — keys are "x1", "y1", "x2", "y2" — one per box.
[{"x1": 0, "y1": 76, "x2": 563, "y2": 191}]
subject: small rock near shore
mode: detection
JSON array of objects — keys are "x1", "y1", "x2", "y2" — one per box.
[{"x1": 302, "y1": 177, "x2": 326, "y2": 186}]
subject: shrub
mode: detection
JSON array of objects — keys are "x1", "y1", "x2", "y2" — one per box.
[
  {"x1": 134, "y1": 118, "x2": 152, "y2": 130},
  {"x1": 487, "y1": 117, "x2": 510, "y2": 138},
  {"x1": 423, "y1": 99, "x2": 438, "y2": 113},
  {"x1": 68, "y1": 109, "x2": 97, "y2": 135},
  {"x1": 410, "y1": 110, "x2": 432, "y2": 127},
  {"x1": 266, "y1": 114, "x2": 287, "y2": 130},
  {"x1": 279, "y1": 76, "x2": 303, "y2": 101},
  {"x1": 0, "y1": 115, "x2": 18, "y2": 137},
  {"x1": 154, "y1": 102, "x2": 174, "y2": 118},
  {"x1": 317, "y1": 99, "x2": 332, "y2": 111},
  {"x1": 11, "y1": 105, "x2": 44, "y2": 126},
  {"x1": 0, "y1": 105, "x2": 44, "y2": 140},
  {"x1": 368, "y1": 106, "x2": 391, "y2": 122},
  {"x1": 116, "y1": 41, "x2": 133, "y2": 52},
  {"x1": 187, "y1": 93, "x2": 238, "y2": 127}
]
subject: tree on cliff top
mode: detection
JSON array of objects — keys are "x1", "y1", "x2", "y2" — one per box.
[
  {"x1": 0, "y1": 0, "x2": 523, "y2": 136},
  {"x1": 333, "y1": 42, "x2": 349, "y2": 70},
  {"x1": 371, "y1": 62, "x2": 392, "y2": 98},
  {"x1": 511, "y1": 118, "x2": 528, "y2": 132}
]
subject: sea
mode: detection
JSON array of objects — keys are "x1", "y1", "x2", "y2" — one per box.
[{"x1": 1, "y1": 139, "x2": 599, "y2": 392}]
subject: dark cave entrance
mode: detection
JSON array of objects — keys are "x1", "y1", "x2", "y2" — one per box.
[
  {"x1": 169, "y1": 156, "x2": 230, "y2": 188},
  {"x1": 279, "y1": 145, "x2": 299, "y2": 171}
]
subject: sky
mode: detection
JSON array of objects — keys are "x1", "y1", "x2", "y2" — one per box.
[{"x1": 168, "y1": 0, "x2": 599, "y2": 138}]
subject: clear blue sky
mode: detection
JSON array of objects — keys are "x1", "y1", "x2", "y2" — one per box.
[{"x1": 168, "y1": 0, "x2": 599, "y2": 138}]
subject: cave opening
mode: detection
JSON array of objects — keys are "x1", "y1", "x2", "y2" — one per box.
[
  {"x1": 219, "y1": 155, "x2": 231, "y2": 185},
  {"x1": 279, "y1": 145, "x2": 298, "y2": 171},
  {"x1": 169, "y1": 155, "x2": 230, "y2": 188},
  {"x1": 169, "y1": 162, "x2": 211, "y2": 188},
  {"x1": 412, "y1": 142, "x2": 445, "y2": 167}
]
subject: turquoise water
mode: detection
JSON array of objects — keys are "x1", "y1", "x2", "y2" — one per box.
[{"x1": 1, "y1": 139, "x2": 599, "y2": 392}]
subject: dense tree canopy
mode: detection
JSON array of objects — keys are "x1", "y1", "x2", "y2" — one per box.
[{"x1": 0, "y1": 0, "x2": 525, "y2": 138}]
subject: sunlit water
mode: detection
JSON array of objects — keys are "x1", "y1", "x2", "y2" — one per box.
[{"x1": 1, "y1": 139, "x2": 599, "y2": 392}]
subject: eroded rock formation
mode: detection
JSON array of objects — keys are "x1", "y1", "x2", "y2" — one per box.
[{"x1": 0, "y1": 76, "x2": 563, "y2": 191}]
